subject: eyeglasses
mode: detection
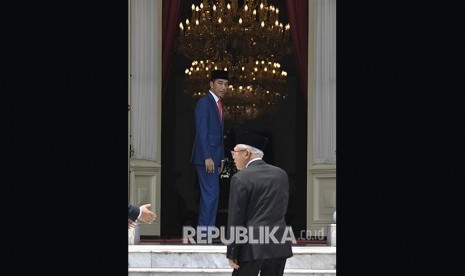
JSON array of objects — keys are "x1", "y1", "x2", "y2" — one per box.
[{"x1": 230, "y1": 149, "x2": 247, "y2": 156}]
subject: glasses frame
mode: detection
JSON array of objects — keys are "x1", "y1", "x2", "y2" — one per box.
[{"x1": 230, "y1": 149, "x2": 247, "y2": 157}]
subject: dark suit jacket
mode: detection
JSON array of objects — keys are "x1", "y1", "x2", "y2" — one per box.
[
  {"x1": 226, "y1": 160, "x2": 293, "y2": 261},
  {"x1": 128, "y1": 204, "x2": 140, "y2": 221},
  {"x1": 191, "y1": 91, "x2": 225, "y2": 166}
]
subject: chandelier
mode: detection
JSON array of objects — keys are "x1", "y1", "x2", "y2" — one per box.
[
  {"x1": 183, "y1": 58, "x2": 288, "y2": 120},
  {"x1": 176, "y1": 0, "x2": 293, "y2": 120}
]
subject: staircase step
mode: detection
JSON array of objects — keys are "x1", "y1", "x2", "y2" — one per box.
[
  {"x1": 129, "y1": 245, "x2": 335, "y2": 275},
  {"x1": 128, "y1": 267, "x2": 336, "y2": 275}
]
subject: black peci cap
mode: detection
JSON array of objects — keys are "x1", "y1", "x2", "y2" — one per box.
[
  {"x1": 235, "y1": 130, "x2": 268, "y2": 151},
  {"x1": 210, "y1": 70, "x2": 229, "y2": 81}
]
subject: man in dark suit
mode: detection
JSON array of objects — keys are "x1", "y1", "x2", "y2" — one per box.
[
  {"x1": 128, "y1": 203, "x2": 157, "y2": 228},
  {"x1": 191, "y1": 70, "x2": 228, "y2": 236},
  {"x1": 226, "y1": 130, "x2": 293, "y2": 276}
]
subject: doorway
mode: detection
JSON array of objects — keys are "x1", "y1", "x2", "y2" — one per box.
[{"x1": 159, "y1": 51, "x2": 308, "y2": 239}]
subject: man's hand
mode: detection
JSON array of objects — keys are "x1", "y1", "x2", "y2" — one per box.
[
  {"x1": 220, "y1": 162, "x2": 224, "y2": 174},
  {"x1": 205, "y1": 158, "x2": 215, "y2": 173},
  {"x1": 138, "y1": 204, "x2": 157, "y2": 224},
  {"x1": 128, "y1": 218, "x2": 138, "y2": 229},
  {"x1": 228, "y1": 259, "x2": 240, "y2": 270}
]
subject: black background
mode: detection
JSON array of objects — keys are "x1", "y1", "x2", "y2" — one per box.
[{"x1": 4, "y1": 0, "x2": 464, "y2": 274}]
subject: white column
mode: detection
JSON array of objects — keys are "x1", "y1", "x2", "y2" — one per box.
[
  {"x1": 307, "y1": 0, "x2": 336, "y2": 235},
  {"x1": 128, "y1": 0, "x2": 162, "y2": 236},
  {"x1": 313, "y1": 0, "x2": 336, "y2": 164},
  {"x1": 129, "y1": 0, "x2": 162, "y2": 162}
]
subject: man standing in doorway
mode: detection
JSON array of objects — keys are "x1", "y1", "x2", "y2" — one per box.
[{"x1": 191, "y1": 70, "x2": 228, "y2": 237}]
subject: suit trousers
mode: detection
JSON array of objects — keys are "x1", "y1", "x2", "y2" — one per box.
[
  {"x1": 232, "y1": 257, "x2": 287, "y2": 276},
  {"x1": 195, "y1": 164, "x2": 220, "y2": 232}
]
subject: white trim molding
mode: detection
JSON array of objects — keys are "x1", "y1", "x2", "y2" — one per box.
[
  {"x1": 129, "y1": 159, "x2": 162, "y2": 236},
  {"x1": 307, "y1": 164, "x2": 336, "y2": 234}
]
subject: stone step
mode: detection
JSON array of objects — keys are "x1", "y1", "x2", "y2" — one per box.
[
  {"x1": 128, "y1": 245, "x2": 336, "y2": 275},
  {"x1": 128, "y1": 267, "x2": 336, "y2": 275}
]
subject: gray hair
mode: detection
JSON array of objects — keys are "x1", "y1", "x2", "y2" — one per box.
[{"x1": 236, "y1": 144, "x2": 264, "y2": 158}]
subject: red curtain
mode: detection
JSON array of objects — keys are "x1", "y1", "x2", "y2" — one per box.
[
  {"x1": 286, "y1": 0, "x2": 308, "y2": 104},
  {"x1": 162, "y1": 0, "x2": 182, "y2": 100}
]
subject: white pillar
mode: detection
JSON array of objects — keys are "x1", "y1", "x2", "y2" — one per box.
[{"x1": 313, "y1": 0, "x2": 336, "y2": 164}]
